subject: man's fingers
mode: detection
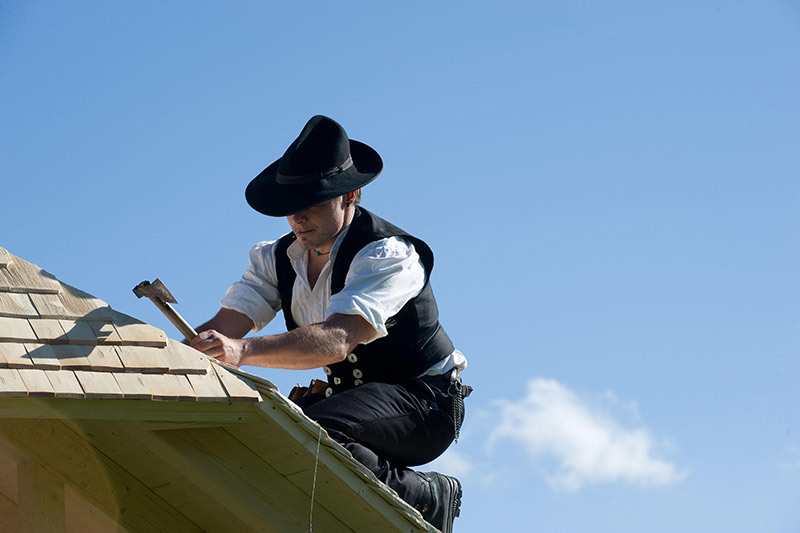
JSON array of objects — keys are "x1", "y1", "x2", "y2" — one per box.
[{"x1": 190, "y1": 330, "x2": 222, "y2": 353}]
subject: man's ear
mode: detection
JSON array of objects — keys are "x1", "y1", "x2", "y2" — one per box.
[{"x1": 344, "y1": 190, "x2": 358, "y2": 207}]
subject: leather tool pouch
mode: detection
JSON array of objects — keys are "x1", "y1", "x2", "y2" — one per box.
[{"x1": 288, "y1": 379, "x2": 329, "y2": 402}]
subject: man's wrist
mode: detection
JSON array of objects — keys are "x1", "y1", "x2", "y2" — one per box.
[{"x1": 238, "y1": 337, "x2": 252, "y2": 366}]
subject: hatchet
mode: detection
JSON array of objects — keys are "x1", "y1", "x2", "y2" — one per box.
[{"x1": 132, "y1": 278, "x2": 198, "y2": 341}]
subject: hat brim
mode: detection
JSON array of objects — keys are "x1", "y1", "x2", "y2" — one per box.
[{"x1": 245, "y1": 139, "x2": 383, "y2": 217}]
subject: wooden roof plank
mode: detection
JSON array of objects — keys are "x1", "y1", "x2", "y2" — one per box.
[
  {"x1": 28, "y1": 293, "x2": 69, "y2": 319},
  {"x1": 0, "y1": 368, "x2": 28, "y2": 397},
  {"x1": 59, "y1": 319, "x2": 98, "y2": 344},
  {"x1": 211, "y1": 364, "x2": 261, "y2": 403},
  {"x1": 88, "y1": 321, "x2": 122, "y2": 345},
  {"x1": 74, "y1": 370, "x2": 124, "y2": 399},
  {"x1": 0, "y1": 316, "x2": 37, "y2": 343},
  {"x1": 0, "y1": 262, "x2": 61, "y2": 294},
  {"x1": 0, "y1": 292, "x2": 37, "y2": 318},
  {"x1": 0, "y1": 418, "x2": 204, "y2": 533},
  {"x1": 47, "y1": 345, "x2": 92, "y2": 370},
  {"x1": 17, "y1": 369, "x2": 56, "y2": 397},
  {"x1": 186, "y1": 371, "x2": 229, "y2": 402},
  {"x1": 44, "y1": 370, "x2": 85, "y2": 399},
  {"x1": 0, "y1": 342, "x2": 33, "y2": 369},
  {"x1": 114, "y1": 323, "x2": 167, "y2": 348},
  {"x1": 135, "y1": 425, "x2": 351, "y2": 533},
  {"x1": 58, "y1": 285, "x2": 113, "y2": 320},
  {"x1": 142, "y1": 374, "x2": 197, "y2": 402},
  {"x1": 151, "y1": 477, "x2": 256, "y2": 533},
  {"x1": 162, "y1": 341, "x2": 210, "y2": 375},
  {"x1": 28, "y1": 318, "x2": 68, "y2": 343},
  {"x1": 115, "y1": 345, "x2": 169, "y2": 373},
  {"x1": 23, "y1": 343, "x2": 62, "y2": 370},
  {"x1": 112, "y1": 373, "x2": 153, "y2": 400},
  {"x1": 86, "y1": 345, "x2": 125, "y2": 372}
]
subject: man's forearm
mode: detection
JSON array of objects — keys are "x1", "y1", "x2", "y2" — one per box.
[
  {"x1": 240, "y1": 322, "x2": 350, "y2": 369},
  {"x1": 191, "y1": 312, "x2": 376, "y2": 369}
]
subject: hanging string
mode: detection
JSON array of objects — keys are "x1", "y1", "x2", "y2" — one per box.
[{"x1": 306, "y1": 424, "x2": 323, "y2": 533}]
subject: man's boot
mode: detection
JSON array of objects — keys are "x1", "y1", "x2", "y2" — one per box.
[{"x1": 415, "y1": 471, "x2": 462, "y2": 533}]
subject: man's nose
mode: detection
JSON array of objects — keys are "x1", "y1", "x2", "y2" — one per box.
[{"x1": 288, "y1": 211, "x2": 308, "y2": 224}]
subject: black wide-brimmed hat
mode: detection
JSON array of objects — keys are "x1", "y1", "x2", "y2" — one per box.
[{"x1": 245, "y1": 115, "x2": 383, "y2": 217}]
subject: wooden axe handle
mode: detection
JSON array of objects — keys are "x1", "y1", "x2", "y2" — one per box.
[{"x1": 150, "y1": 297, "x2": 198, "y2": 341}]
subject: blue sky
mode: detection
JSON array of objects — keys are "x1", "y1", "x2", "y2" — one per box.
[{"x1": 2, "y1": 1, "x2": 799, "y2": 531}]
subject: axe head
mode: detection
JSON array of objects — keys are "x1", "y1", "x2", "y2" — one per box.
[{"x1": 132, "y1": 278, "x2": 178, "y2": 304}]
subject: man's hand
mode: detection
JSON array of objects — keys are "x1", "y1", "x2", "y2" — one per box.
[{"x1": 190, "y1": 329, "x2": 246, "y2": 367}]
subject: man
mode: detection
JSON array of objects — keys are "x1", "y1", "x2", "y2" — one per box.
[{"x1": 190, "y1": 115, "x2": 469, "y2": 533}]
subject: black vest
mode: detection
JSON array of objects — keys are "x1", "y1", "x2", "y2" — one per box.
[{"x1": 274, "y1": 207, "x2": 454, "y2": 392}]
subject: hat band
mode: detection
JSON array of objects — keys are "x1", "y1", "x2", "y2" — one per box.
[{"x1": 276, "y1": 155, "x2": 354, "y2": 185}]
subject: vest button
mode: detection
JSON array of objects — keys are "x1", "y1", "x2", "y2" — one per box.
[
  {"x1": 354, "y1": 379, "x2": 363, "y2": 386},
  {"x1": 347, "y1": 353, "x2": 358, "y2": 363},
  {"x1": 322, "y1": 366, "x2": 332, "y2": 375},
  {"x1": 333, "y1": 377, "x2": 342, "y2": 385},
  {"x1": 325, "y1": 387, "x2": 333, "y2": 397},
  {"x1": 353, "y1": 369, "x2": 363, "y2": 379}
]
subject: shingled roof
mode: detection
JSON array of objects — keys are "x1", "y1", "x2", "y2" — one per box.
[{"x1": 0, "y1": 246, "x2": 436, "y2": 532}]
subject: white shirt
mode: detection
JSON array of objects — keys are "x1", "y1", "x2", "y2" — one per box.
[{"x1": 220, "y1": 227, "x2": 467, "y2": 376}]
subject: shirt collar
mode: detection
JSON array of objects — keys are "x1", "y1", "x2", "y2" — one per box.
[{"x1": 286, "y1": 225, "x2": 351, "y2": 262}]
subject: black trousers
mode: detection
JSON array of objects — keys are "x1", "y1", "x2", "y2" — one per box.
[{"x1": 294, "y1": 375, "x2": 459, "y2": 507}]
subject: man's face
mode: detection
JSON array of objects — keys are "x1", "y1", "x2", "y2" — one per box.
[{"x1": 286, "y1": 195, "x2": 348, "y2": 251}]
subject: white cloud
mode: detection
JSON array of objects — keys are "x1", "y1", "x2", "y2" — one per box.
[
  {"x1": 488, "y1": 378, "x2": 686, "y2": 491},
  {"x1": 425, "y1": 449, "x2": 475, "y2": 478}
]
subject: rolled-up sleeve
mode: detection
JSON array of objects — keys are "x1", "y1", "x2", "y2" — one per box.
[
  {"x1": 326, "y1": 237, "x2": 425, "y2": 340},
  {"x1": 220, "y1": 241, "x2": 283, "y2": 332}
]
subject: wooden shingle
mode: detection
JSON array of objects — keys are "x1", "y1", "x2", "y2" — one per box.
[
  {"x1": 162, "y1": 341, "x2": 210, "y2": 375},
  {"x1": 143, "y1": 374, "x2": 197, "y2": 402},
  {"x1": 88, "y1": 321, "x2": 122, "y2": 345},
  {"x1": 17, "y1": 369, "x2": 56, "y2": 397},
  {"x1": 113, "y1": 373, "x2": 153, "y2": 400},
  {"x1": 114, "y1": 322, "x2": 167, "y2": 348},
  {"x1": 0, "y1": 293, "x2": 37, "y2": 318},
  {"x1": 58, "y1": 285, "x2": 113, "y2": 320},
  {"x1": 59, "y1": 320, "x2": 97, "y2": 344},
  {"x1": 0, "y1": 368, "x2": 27, "y2": 397},
  {"x1": 47, "y1": 345, "x2": 92, "y2": 370},
  {"x1": 186, "y1": 371, "x2": 229, "y2": 402},
  {"x1": 74, "y1": 370, "x2": 123, "y2": 399},
  {"x1": 28, "y1": 319, "x2": 68, "y2": 343},
  {"x1": 115, "y1": 345, "x2": 169, "y2": 373},
  {"x1": 28, "y1": 293, "x2": 69, "y2": 319},
  {"x1": 85, "y1": 345, "x2": 124, "y2": 372},
  {"x1": 212, "y1": 365, "x2": 261, "y2": 403},
  {"x1": 0, "y1": 317, "x2": 37, "y2": 343},
  {"x1": 23, "y1": 344, "x2": 61, "y2": 370},
  {"x1": 0, "y1": 262, "x2": 61, "y2": 294},
  {"x1": 0, "y1": 343, "x2": 33, "y2": 369},
  {"x1": 44, "y1": 370, "x2": 85, "y2": 399}
]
